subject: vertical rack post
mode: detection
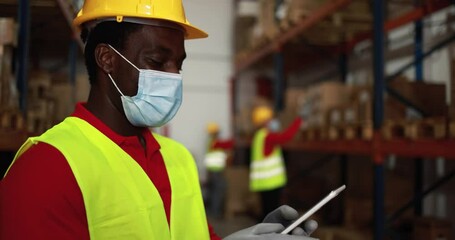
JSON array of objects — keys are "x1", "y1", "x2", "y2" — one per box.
[
  {"x1": 372, "y1": 0, "x2": 385, "y2": 239},
  {"x1": 414, "y1": 0, "x2": 424, "y2": 217},
  {"x1": 339, "y1": 50, "x2": 348, "y2": 223},
  {"x1": 16, "y1": 0, "x2": 31, "y2": 112},
  {"x1": 339, "y1": 51, "x2": 348, "y2": 83},
  {"x1": 414, "y1": 1, "x2": 423, "y2": 82}
]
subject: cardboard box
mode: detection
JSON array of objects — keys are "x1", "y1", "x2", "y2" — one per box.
[
  {"x1": 0, "y1": 18, "x2": 16, "y2": 45},
  {"x1": 258, "y1": 0, "x2": 280, "y2": 41},
  {"x1": 388, "y1": 76, "x2": 447, "y2": 117},
  {"x1": 303, "y1": 81, "x2": 349, "y2": 126},
  {"x1": 0, "y1": 46, "x2": 16, "y2": 109},
  {"x1": 385, "y1": 96, "x2": 407, "y2": 121},
  {"x1": 234, "y1": 16, "x2": 256, "y2": 53},
  {"x1": 249, "y1": 0, "x2": 280, "y2": 48},
  {"x1": 281, "y1": 0, "x2": 325, "y2": 26},
  {"x1": 284, "y1": 88, "x2": 306, "y2": 114},
  {"x1": 347, "y1": 85, "x2": 407, "y2": 123}
]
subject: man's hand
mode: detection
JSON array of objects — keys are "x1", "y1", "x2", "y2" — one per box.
[{"x1": 223, "y1": 205, "x2": 318, "y2": 240}]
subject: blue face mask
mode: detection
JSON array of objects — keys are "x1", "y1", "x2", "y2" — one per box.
[
  {"x1": 267, "y1": 119, "x2": 281, "y2": 132},
  {"x1": 107, "y1": 45, "x2": 182, "y2": 127}
]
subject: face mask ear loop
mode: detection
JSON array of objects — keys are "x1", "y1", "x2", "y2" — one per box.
[
  {"x1": 107, "y1": 44, "x2": 140, "y2": 72},
  {"x1": 108, "y1": 73, "x2": 126, "y2": 96}
]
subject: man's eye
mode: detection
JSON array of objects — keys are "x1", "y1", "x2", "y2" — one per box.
[{"x1": 151, "y1": 59, "x2": 164, "y2": 66}]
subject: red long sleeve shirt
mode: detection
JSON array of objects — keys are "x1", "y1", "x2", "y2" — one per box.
[
  {"x1": 263, "y1": 118, "x2": 302, "y2": 156},
  {"x1": 212, "y1": 139, "x2": 234, "y2": 150},
  {"x1": 0, "y1": 103, "x2": 221, "y2": 240}
]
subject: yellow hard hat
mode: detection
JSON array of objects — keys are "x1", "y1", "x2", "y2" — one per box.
[
  {"x1": 207, "y1": 122, "x2": 219, "y2": 134},
  {"x1": 252, "y1": 106, "x2": 273, "y2": 126},
  {"x1": 73, "y1": 0, "x2": 208, "y2": 39}
]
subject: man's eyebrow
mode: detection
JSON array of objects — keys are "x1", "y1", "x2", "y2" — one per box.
[{"x1": 146, "y1": 46, "x2": 185, "y2": 60}]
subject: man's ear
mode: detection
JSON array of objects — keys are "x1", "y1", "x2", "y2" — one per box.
[{"x1": 95, "y1": 43, "x2": 115, "y2": 75}]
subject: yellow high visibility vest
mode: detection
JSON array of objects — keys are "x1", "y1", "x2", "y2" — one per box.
[
  {"x1": 8, "y1": 117, "x2": 210, "y2": 240},
  {"x1": 249, "y1": 128, "x2": 287, "y2": 192}
]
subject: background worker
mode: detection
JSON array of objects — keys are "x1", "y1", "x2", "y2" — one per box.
[
  {"x1": 204, "y1": 122, "x2": 234, "y2": 219},
  {"x1": 250, "y1": 105, "x2": 303, "y2": 221},
  {"x1": 1, "y1": 0, "x2": 317, "y2": 239}
]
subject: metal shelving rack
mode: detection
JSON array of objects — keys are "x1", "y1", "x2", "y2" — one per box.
[
  {"x1": 232, "y1": 0, "x2": 455, "y2": 239},
  {"x1": 0, "y1": 0, "x2": 81, "y2": 173}
]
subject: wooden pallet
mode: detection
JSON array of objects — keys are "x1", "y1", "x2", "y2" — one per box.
[
  {"x1": 0, "y1": 110, "x2": 25, "y2": 131},
  {"x1": 344, "y1": 122, "x2": 373, "y2": 140},
  {"x1": 383, "y1": 117, "x2": 448, "y2": 140},
  {"x1": 327, "y1": 125, "x2": 345, "y2": 140},
  {"x1": 301, "y1": 126, "x2": 326, "y2": 141},
  {"x1": 406, "y1": 117, "x2": 447, "y2": 139},
  {"x1": 382, "y1": 120, "x2": 408, "y2": 140}
]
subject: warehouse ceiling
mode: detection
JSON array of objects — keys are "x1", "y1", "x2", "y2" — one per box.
[{"x1": 0, "y1": 0, "x2": 81, "y2": 64}]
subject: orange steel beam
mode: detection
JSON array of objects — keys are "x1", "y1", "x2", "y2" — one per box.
[
  {"x1": 382, "y1": 139, "x2": 455, "y2": 159},
  {"x1": 345, "y1": 0, "x2": 453, "y2": 51},
  {"x1": 284, "y1": 139, "x2": 372, "y2": 156},
  {"x1": 234, "y1": 0, "x2": 352, "y2": 75}
]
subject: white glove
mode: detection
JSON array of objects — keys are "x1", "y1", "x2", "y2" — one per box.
[{"x1": 223, "y1": 205, "x2": 318, "y2": 240}]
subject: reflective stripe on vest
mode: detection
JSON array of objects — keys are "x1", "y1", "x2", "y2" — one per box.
[
  {"x1": 249, "y1": 128, "x2": 287, "y2": 192},
  {"x1": 8, "y1": 117, "x2": 209, "y2": 240},
  {"x1": 204, "y1": 150, "x2": 227, "y2": 172}
]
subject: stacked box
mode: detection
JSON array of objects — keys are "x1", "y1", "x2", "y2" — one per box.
[
  {"x1": 27, "y1": 70, "x2": 54, "y2": 134},
  {"x1": 278, "y1": 87, "x2": 306, "y2": 127},
  {"x1": 388, "y1": 75, "x2": 447, "y2": 117},
  {"x1": 0, "y1": 46, "x2": 16, "y2": 109},
  {"x1": 0, "y1": 18, "x2": 24, "y2": 134},
  {"x1": 302, "y1": 81, "x2": 349, "y2": 127},
  {"x1": 0, "y1": 18, "x2": 18, "y2": 110},
  {"x1": 279, "y1": 0, "x2": 326, "y2": 30},
  {"x1": 347, "y1": 85, "x2": 409, "y2": 124},
  {"x1": 249, "y1": 0, "x2": 280, "y2": 48},
  {"x1": 26, "y1": 70, "x2": 76, "y2": 134},
  {"x1": 347, "y1": 85, "x2": 372, "y2": 124},
  {"x1": 234, "y1": 16, "x2": 256, "y2": 55},
  {"x1": 0, "y1": 18, "x2": 16, "y2": 45}
]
